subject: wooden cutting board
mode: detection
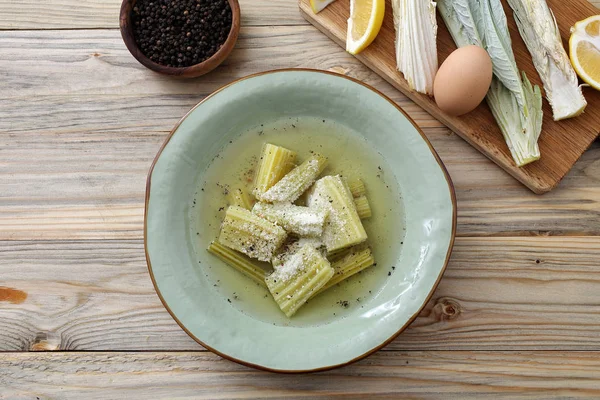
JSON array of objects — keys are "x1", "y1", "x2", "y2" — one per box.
[{"x1": 299, "y1": 0, "x2": 600, "y2": 194}]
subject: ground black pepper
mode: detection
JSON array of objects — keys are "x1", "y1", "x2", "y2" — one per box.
[
  {"x1": 131, "y1": 0, "x2": 232, "y2": 68},
  {"x1": 337, "y1": 300, "x2": 349, "y2": 308}
]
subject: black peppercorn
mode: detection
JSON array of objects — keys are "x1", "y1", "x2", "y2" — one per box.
[{"x1": 131, "y1": 0, "x2": 232, "y2": 68}]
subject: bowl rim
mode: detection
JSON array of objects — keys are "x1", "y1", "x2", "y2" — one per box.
[
  {"x1": 144, "y1": 68, "x2": 457, "y2": 373},
  {"x1": 119, "y1": 0, "x2": 241, "y2": 77}
]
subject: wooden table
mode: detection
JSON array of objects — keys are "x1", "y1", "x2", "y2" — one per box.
[{"x1": 1, "y1": 0, "x2": 600, "y2": 398}]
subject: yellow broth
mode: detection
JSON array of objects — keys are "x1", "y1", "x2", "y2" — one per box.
[{"x1": 191, "y1": 117, "x2": 405, "y2": 327}]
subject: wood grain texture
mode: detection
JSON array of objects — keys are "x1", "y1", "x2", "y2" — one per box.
[
  {"x1": 1, "y1": 0, "x2": 600, "y2": 391},
  {"x1": 0, "y1": 28, "x2": 409, "y2": 101},
  {"x1": 3, "y1": 351, "x2": 600, "y2": 399},
  {"x1": 2, "y1": 237, "x2": 600, "y2": 351},
  {"x1": 0, "y1": 0, "x2": 596, "y2": 30},
  {"x1": 0, "y1": 28, "x2": 412, "y2": 103},
  {"x1": 0, "y1": 29, "x2": 599, "y2": 240},
  {"x1": 299, "y1": 0, "x2": 600, "y2": 194},
  {"x1": 0, "y1": 0, "x2": 306, "y2": 29},
  {"x1": 0, "y1": 240, "x2": 197, "y2": 351},
  {"x1": 0, "y1": 132, "x2": 598, "y2": 240}
]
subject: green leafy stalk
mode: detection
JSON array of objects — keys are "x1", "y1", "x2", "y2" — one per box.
[
  {"x1": 506, "y1": 0, "x2": 587, "y2": 120},
  {"x1": 438, "y1": 0, "x2": 544, "y2": 167},
  {"x1": 487, "y1": 73, "x2": 543, "y2": 166}
]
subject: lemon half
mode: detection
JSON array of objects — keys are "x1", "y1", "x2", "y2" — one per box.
[
  {"x1": 570, "y1": 15, "x2": 600, "y2": 91},
  {"x1": 346, "y1": 0, "x2": 385, "y2": 55}
]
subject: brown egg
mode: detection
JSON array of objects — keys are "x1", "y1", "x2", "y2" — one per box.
[{"x1": 434, "y1": 45, "x2": 493, "y2": 116}]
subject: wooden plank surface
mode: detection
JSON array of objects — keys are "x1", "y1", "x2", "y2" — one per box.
[
  {"x1": 0, "y1": 0, "x2": 306, "y2": 29},
  {"x1": 0, "y1": 0, "x2": 597, "y2": 29},
  {"x1": 3, "y1": 237, "x2": 600, "y2": 351},
  {"x1": 3, "y1": 351, "x2": 600, "y2": 399},
  {"x1": 1, "y1": 0, "x2": 600, "y2": 396},
  {"x1": 0, "y1": 131, "x2": 598, "y2": 240},
  {"x1": 299, "y1": 0, "x2": 600, "y2": 194},
  {"x1": 1, "y1": 29, "x2": 599, "y2": 240}
]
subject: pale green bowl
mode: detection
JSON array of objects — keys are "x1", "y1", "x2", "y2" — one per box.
[{"x1": 145, "y1": 69, "x2": 456, "y2": 373}]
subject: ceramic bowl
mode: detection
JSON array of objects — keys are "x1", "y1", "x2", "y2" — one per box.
[{"x1": 145, "y1": 69, "x2": 456, "y2": 372}]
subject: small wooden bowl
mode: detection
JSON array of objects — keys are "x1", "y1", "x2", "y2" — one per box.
[{"x1": 119, "y1": 0, "x2": 240, "y2": 78}]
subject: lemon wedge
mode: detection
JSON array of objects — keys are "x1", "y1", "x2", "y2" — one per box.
[
  {"x1": 310, "y1": 0, "x2": 337, "y2": 13},
  {"x1": 570, "y1": 15, "x2": 600, "y2": 91},
  {"x1": 346, "y1": 0, "x2": 385, "y2": 55}
]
